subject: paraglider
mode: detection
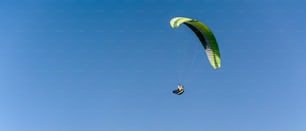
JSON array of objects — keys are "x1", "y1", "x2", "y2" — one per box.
[
  {"x1": 170, "y1": 17, "x2": 221, "y2": 95},
  {"x1": 172, "y1": 84, "x2": 184, "y2": 95}
]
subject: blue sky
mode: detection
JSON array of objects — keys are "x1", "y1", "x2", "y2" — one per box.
[{"x1": 0, "y1": 0, "x2": 306, "y2": 131}]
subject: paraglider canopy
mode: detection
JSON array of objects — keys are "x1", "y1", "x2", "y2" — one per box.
[{"x1": 170, "y1": 17, "x2": 221, "y2": 69}]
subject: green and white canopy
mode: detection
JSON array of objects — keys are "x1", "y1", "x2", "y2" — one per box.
[{"x1": 170, "y1": 17, "x2": 221, "y2": 69}]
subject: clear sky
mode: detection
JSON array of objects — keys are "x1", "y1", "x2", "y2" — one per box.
[{"x1": 0, "y1": 0, "x2": 306, "y2": 131}]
